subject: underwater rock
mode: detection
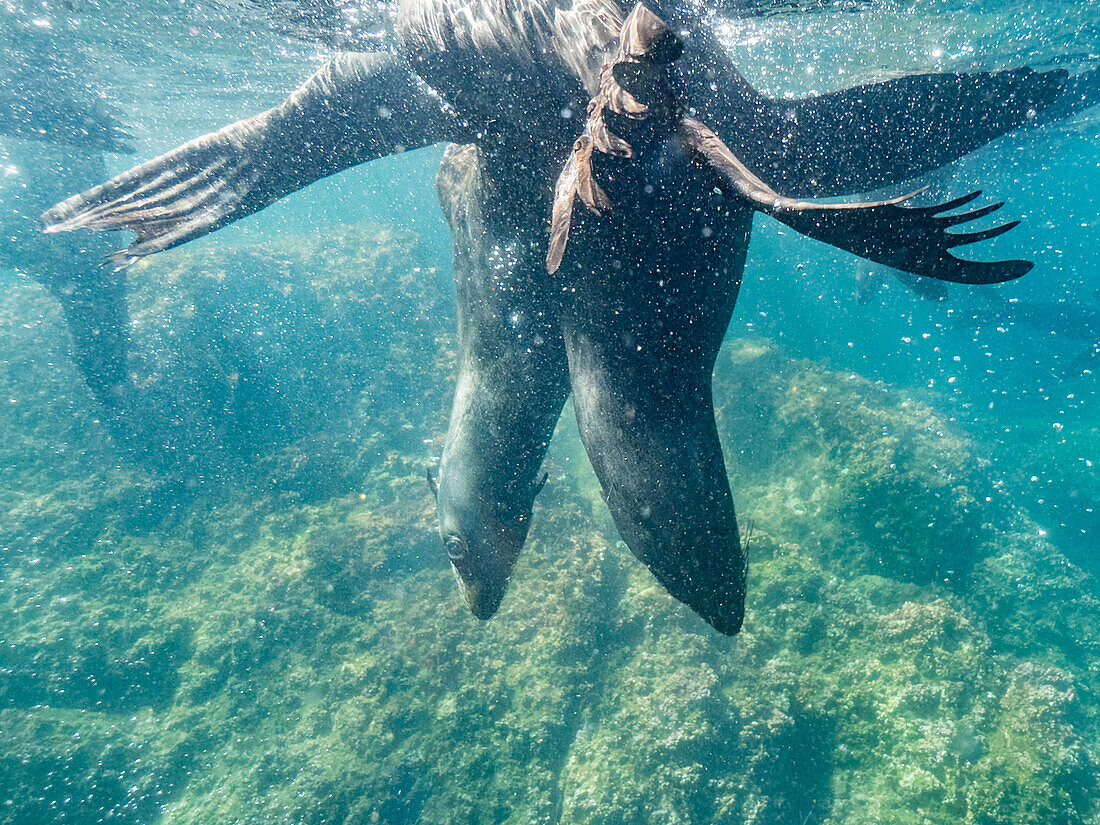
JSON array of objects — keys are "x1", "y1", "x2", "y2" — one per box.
[
  {"x1": 1, "y1": 234, "x2": 1098, "y2": 824},
  {"x1": 714, "y1": 338, "x2": 999, "y2": 585},
  {"x1": 97, "y1": 221, "x2": 452, "y2": 478}
]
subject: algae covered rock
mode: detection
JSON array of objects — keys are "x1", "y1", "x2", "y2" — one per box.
[
  {"x1": 715, "y1": 338, "x2": 999, "y2": 585},
  {"x1": 1, "y1": 225, "x2": 1098, "y2": 825}
]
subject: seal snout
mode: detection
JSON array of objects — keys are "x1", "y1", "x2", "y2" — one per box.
[
  {"x1": 452, "y1": 571, "x2": 509, "y2": 621},
  {"x1": 438, "y1": 507, "x2": 527, "y2": 621},
  {"x1": 444, "y1": 532, "x2": 513, "y2": 620}
]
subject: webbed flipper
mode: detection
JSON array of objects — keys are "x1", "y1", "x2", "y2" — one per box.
[
  {"x1": 550, "y1": 4, "x2": 1034, "y2": 286},
  {"x1": 41, "y1": 53, "x2": 467, "y2": 267},
  {"x1": 0, "y1": 136, "x2": 131, "y2": 401},
  {"x1": 679, "y1": 117, "x2": 1032, "y2": 284},
  {"x1": 761, "y1": 67, "x2": 1067, "y2": 197},
  {"x1": 548, "y1": 135, "x2": 611, "y2": 275}
]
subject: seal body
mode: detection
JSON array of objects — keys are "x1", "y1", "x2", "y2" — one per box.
[
  {"x1": 435, "y1": 143, "x2": 570, "y2": 618},
  {"x1": 554, "y1": 148, "x2": 752, "y2": 633},
  {"x1": 417, "y1": 3, "x2": 753, "y2": 629},
  {"x1": 399, "y1": 0, "x2": 619, "y2": 618}
]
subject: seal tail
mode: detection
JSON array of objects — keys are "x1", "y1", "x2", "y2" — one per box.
[
  {"x1": 41, "y1": 53, "x2": 465, "y2": 267},
  {"x1": 679, "y1": 118, "x2": 1032, "y2": 285}
]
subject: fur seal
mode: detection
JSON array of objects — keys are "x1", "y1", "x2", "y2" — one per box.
[
  {"x1": 0, "y1": 25, "x2": 134, "y2": 401},
  {"x1": 433, "y1": 143, "x2": 571, "y2": 619},
  {"x1": 2, "y1": 137, "x2": 130, "y2": 405},
  {"x1": 39, "y1": 0, "x2": 1089, "y2": 632}
]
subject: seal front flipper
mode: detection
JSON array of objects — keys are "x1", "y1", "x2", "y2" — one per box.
[
  {"x1": 758, "y1": 68, "x2": 1066, "y2": 197},
  {"x1": 548, "y1": 135, "x2": 612, "y2": 275},
  {"x1": 41, "y1": 53, "x2": 467, "y2": 267},
  {"x1": 551, "y1": 6, "x2": 1032, "y2": 286},
  {"x1": 679, "y1": 118, "x2": 1032, "y2": 285},
  {"x1": 553, "y1": 158, "x2": 751, "y2": 635}
]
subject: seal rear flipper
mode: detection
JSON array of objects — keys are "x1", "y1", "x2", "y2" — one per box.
[
  {"x1": 53, "y1": 269, "x2": 130, "y2": 400},
  {"x1": 680, "y1": 118, "x2": 1032, "y2": 285},
  {"x1": 568, "y1": 354, "x2": 747, "y2": 636},
  {"x1": 41, "y1": 53, "x2": 466, "y2": 267}
]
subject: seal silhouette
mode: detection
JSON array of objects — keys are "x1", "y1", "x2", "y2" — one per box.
[{"x1": 41, "y1": 0, "x2": 1085, "y2": 632}]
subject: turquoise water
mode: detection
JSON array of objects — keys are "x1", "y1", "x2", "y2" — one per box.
[{"x1": 0, "y1": 1, "x2": 1097, "y2": 823}]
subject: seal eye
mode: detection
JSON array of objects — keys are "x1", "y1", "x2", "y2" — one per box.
[{"x1": 445, "y1": 536, "x2": 468, "y2": 563}]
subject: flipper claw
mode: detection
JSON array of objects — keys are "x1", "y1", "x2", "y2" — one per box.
[
  {"x1": 937, "y1": 200, "x2": 1004, "y2": 226},
  {"x1": 946, "y1": 219, "x2": 1020, "y2": 247},
  {"x1": 678, "y1": 117, "x2": 1032, "y2": 285}
]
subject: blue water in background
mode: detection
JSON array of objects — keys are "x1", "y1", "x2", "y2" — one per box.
[
  {"x1": 0, "y1": 0, "x2": 1095, "y2": 573},
  {"x1": 0, "y1": 1, "x2": 1097, "y2": 821}
]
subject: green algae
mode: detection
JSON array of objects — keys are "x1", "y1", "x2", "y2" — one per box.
[{"x1": 1, "y1": 226, "x2": 1098, "y2": 825}]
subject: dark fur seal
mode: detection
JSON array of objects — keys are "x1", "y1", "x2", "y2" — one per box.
[
  {"x1": 39, "y1": 0, "x2": 1090, "y2": 632},
  {"x1": 2, "y1": 126, "x2": 130, "y2": 404},
  {"x1": 433, "y1": 143, "x2": 571, "y2": 619},
  {"x1": 1, "y1": 28, "x2": 133, "y2": 401}
]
